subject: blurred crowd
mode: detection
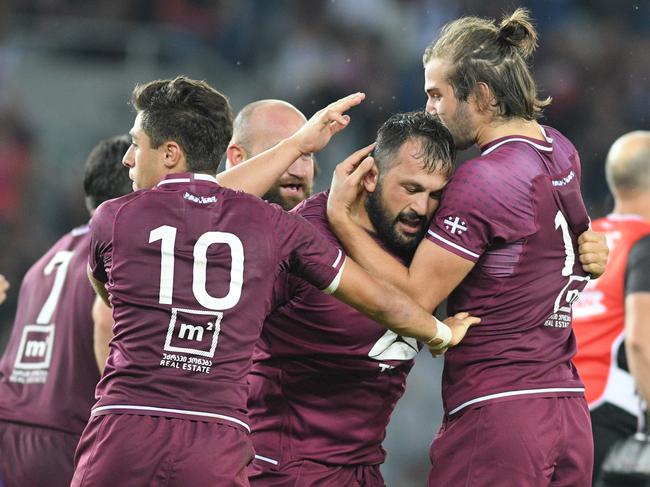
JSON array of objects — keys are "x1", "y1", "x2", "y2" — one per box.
[{"x1": 0, "y1": 0, "x2": 648, "y2": 484}]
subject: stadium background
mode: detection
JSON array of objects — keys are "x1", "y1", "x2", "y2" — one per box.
[{"x1": 0, "y1": 0, "x2": 648, "y2": 484}]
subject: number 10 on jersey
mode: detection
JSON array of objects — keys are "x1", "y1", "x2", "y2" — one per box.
[{"x1": 149, "y1": 225, "x2": 245, "y2": 311}]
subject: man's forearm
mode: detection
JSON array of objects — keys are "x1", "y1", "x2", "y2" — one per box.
[
  {"x1": 626, "y1": 344, "x2": 650, "y2": 404},
  {"x1": 329, "y1": 213, "x2": 414, "y2": 295},
  {"x1": 216, "y1": 138, "x2": 303, "y2": 196},
  {"x1": 332, "y1": 258, "x2": 437, "y2": 342},
  {"x1": 624, "y1": 293, "x2": 650, "y2": 404}
]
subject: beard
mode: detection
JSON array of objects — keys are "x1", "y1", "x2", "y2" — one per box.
[
  {"x1": 439, "y1": 102, "x2": 475, "y2": 150},
  {"x1": 263, "y1": 179, "x2": 312, "y2": 211},
  {"x1": 365, "y1": 183, "x2": 428, "y2": 261}
]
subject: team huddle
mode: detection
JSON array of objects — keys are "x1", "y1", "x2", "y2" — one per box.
[{"x1": 0, "y1": 9, "x2": 621, "y2": 487}]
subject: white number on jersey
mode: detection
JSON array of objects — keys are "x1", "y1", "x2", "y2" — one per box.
[
  {"x1": 37, "y1": 250, "x2": 74, "y2": 324},
  {"x1": 149, "y1": 225, "x2": 244, "y2": 311},
  {"x1": 553, "y1": 211, "x2": 589, "y2": 313}
]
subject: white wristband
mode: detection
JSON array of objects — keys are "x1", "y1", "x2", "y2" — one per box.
[{"x1": 427, "y1": 318, "x2": 452, "y2": 349}]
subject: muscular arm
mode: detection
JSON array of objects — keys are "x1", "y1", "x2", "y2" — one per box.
[
  {"x1": 216, "y1": 138, "x2": 304, "y2": 196},
  {"x1": 329, "y1": 211, "x2": 474, "y2": 313},
  {"x1": 92, "y1": 295, "x2": 113, "y2": 373},
  {"x1": 331, "y1": 256, "x2": 477, "y2": 345},
  {"x1": 623, "y1": 235, "x2": 650, "y2": 403}
]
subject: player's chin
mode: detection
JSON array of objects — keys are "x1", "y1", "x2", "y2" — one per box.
[
  {"x1": 282, "y1": 195, "x2": 307, "y2": 210},
  {"x1": 394, "y1": 231, "x2": 419, "y2": 248}
]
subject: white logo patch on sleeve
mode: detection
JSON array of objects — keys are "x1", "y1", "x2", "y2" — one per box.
[{"x1": 443, "y1": 216, "x2": 468, "y2": 235}]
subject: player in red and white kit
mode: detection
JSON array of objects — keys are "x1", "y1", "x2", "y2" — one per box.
[
  {"x1": 72, "y1": 77, "x2": 478, "y2": 487},
  {"x1": 328, "y1": 9, "x2": 608, "y2": 486},
  {"x1": 0, "y1": 136, "x2": 132, "y2": 487},
  {"x1": 573, "y1": 131, "x2": 650, "y2": 483},
  {"x1": 248, "y1": 112, "x2": 454, "y2": 486}
]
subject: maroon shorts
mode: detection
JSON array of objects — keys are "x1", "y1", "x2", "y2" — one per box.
[
  {"x1": 0, "y1": 419, "x2": 80, "y2": 487},
  {"x1": 428, "y1": 396, "x2": 593, "y2": 487},
  {"x1": 248, "y1": 458, "x2": 385, "y2": 487},
  {"x1": 71, "y1": 414, "x2": 254, "y2": 487}
]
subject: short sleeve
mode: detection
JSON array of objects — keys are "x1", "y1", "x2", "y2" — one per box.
[
  {"x1": 625, "y1": 235, "x2": 650, "y2": 295},
  {"x1": 426, "y1": 158, "x2": 535, "y2": 262},
  {"x1": 88, "y1": 201, "x2": 115, "y2": 284},
  {"x1": 270, "y1": 206, "x2": 346, "y2": 294}
]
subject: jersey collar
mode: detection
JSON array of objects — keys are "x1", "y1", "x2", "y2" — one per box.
[
  {"x1": 157, "y1": 173, "x2": 219, "y2": 187},
  {"x1": 480, "y1": 125, "x2": 553, "y2": 156}
]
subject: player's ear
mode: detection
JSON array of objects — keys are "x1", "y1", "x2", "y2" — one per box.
[
  {"x1": 473, "y1": 82, "x2": 495, "y2": 113},
  {"x1": 225, "y1": 143, "x2": 247, "y2": 169},
  {"x1": 362, "y1": 162, "x2": 379, "y2": 193},
  {"x1": 163, "y1": 141, "x2": 183, "y2": 169}
]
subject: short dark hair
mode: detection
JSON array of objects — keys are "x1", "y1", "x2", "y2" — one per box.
[
  {"x1": 83, "y1": 135, "x2": 133, "y2": 213},
  {"x1": 374, "y1": 111, "x2": 456, "y2": 179},
  {"x1": 131, "y1": 76, "x2": 233, "y2": 173}
]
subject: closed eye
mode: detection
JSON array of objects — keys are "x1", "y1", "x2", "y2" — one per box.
[{"x1": 403, "y1": 185, "x2": 424, "y2": 194}]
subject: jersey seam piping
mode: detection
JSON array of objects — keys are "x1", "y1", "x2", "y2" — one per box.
[
  {"x1": 90, "y1": 404, "x2": 250, "y2": 432},
  {"x1": 448, "y1": 387, "x2": 585, "y2": 415}
]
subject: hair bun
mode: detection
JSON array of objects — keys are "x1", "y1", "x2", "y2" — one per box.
[{"x1": 498, "y1": 8, "x2": 538, "y2": 58}]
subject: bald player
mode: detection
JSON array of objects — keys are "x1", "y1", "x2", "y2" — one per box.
[
  {"x1": 226, "y1": 100, "x2": 314, "y2": 210},
  {"x1": 573, "y1": 131, "x2": 650, "y2": 484}
]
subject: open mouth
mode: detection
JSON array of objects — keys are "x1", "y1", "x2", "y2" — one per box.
[{"x1": 279, "y1": 184, "x2": 304, "y2": 196}]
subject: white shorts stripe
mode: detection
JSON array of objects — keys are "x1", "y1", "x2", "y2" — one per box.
[
  {"x1": 91, "y1": 404, "x2": 250, "y2": 432},
  {"x1": 254, "y1": 454, "x2": 279, "y2": 466},
  {"x1": 427, "y1": 230, "x2": 480, "y2": 259},
  {"x1": 448, "y1": 387, "x2": 586, "y2": 415}
]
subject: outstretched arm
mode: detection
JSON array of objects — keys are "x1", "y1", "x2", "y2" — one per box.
[
  {"x1": 216, "y1": 92, "x2": 365, "y2": 196},
  {"x1": 332, "y1": 257, "x2": 479, "y2": 353}
]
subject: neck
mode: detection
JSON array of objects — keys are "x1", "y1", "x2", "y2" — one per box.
[
  {"x1": 354, "y1": 193, "x2": 377, "y2": 234},
  {"x1": 475, "y1": 117, "x2": 545, "y2": 148},
  {"x1": 613, "y1": 194, "x2": 650, "y2": 220}
]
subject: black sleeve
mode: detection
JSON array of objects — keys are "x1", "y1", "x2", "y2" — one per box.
[{"x1": 624, "y1": 234, "x2": 650, "y2": 296}]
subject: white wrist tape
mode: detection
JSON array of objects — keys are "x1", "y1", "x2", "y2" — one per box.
[{"x1": 427, "y1": 318, "x2": 452, "y2": 349}]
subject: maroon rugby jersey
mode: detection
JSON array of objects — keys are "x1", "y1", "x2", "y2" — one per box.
[
  {"x1": 0, "y1": 225, "x2": 100, "y2": 434},
  {"x1": 426, "y1": 126, "x2": 590, "y2": 415},
  {"x1": 88, "y1": 173, "x2": 345, "y2": 433},
  {"x1": 249, "y1": 192, "x2": 419, "y2": 466}
]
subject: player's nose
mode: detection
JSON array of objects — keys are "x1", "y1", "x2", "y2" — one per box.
[
  {"x1": 425, "y1": 100, "x2": 436, "y2": 116},
  {"x1": 122, "y1": 145, "x2": 135, "y2": 168},
  {"x1": 411, "y1": 193, "x2": 430, "y2": 216},
  {"x1": 287, "y1": 156, "x2": 312, "y2": 179}
]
